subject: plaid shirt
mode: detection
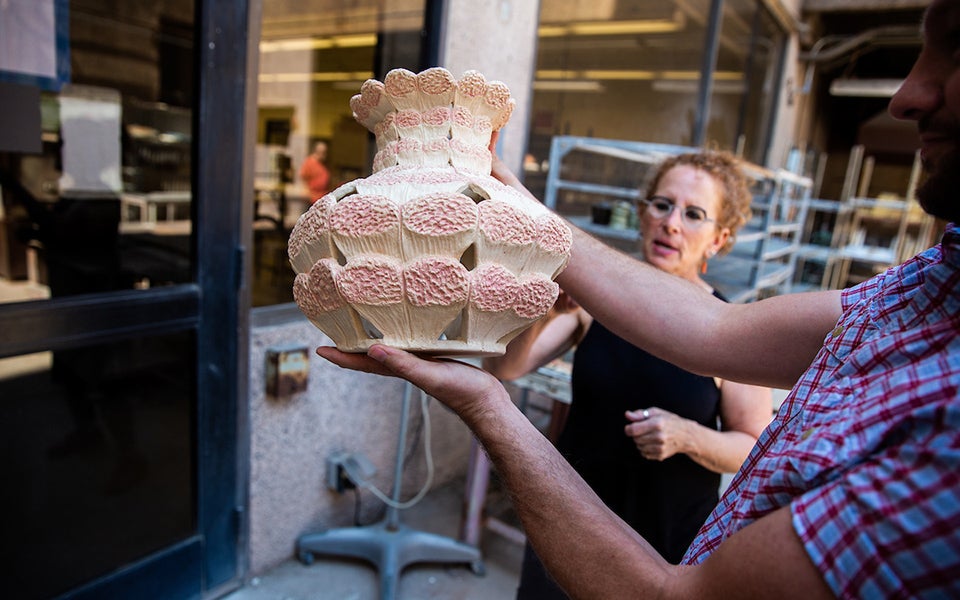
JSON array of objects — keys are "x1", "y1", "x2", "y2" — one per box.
[{"x1": 683, "y1": 224, "x2": 960, "y2": 598}]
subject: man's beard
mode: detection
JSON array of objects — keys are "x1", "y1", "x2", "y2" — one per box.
[
  {"x1": 915, "y1": 115, "x2": 960, "y2": 223},
  {"x1": 916, "y1": 145, "x2": 960, "y2": 223}
]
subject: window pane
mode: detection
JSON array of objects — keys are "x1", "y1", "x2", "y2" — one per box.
[
  {"x1": 711, "y1": 0, "x2": 785, "y2": 163},
  {"x1": 527, "y1": 0, "x2": 716, "y2": 209},
  {"x1": 527, "y1": 0, "x2": 713, "y2": 196},
  {"x1": 527, "y1": 0, "x2": 786, "y2": 203},
  {"x1": 0, "y1": 1, "x2": 196, "y2": 305},
  {"x1": 1, "y1": 331, "x2": 196, "y2": 599},
  {"x1": 252, "y1": 1, "x2": 427, "y2": 306}
]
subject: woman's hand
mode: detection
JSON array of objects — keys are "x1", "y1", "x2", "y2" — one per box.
[
  {"x1": 623, "y1": 407, "x2": 693, "y2": 462},
  {"x1": 550, "y1": 290, "x2": 580, "y2": 315},
  {"x1": 488, "y1": 130, "x2": 541, "y2": 203},
  {"x1": 316, "y1": 344, "x2": 508, "y2": 420},
  {"x1": 488, "y1": 131, "x2": 521, "y2": 189}
]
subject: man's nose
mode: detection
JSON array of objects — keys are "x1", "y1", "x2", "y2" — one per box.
[{"x1": 889, "y1": 56, "x2": 942, "y2": 121}]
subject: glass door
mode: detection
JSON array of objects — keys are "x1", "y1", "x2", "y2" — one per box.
[
  {"x1": 251, "y1": 0, "x2": 431, "y2": 307},
  {"x1": 0, "y1": 0, "x2": 249, "y2": 597}
]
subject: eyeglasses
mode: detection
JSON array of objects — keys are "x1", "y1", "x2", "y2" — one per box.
[{"x1": 639, "y1": 196, "x2": 715, "y2": 228}]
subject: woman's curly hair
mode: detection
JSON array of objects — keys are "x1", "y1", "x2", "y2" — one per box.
[{"x1": 643, "y1": 150, "x2": 753, "y2": 254}]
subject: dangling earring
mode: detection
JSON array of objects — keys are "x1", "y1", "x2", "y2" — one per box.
[{"x1": 702, "y1": 250, "x2": 715, "y2": 274}]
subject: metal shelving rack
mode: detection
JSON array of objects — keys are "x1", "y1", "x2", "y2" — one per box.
[{"x1": 794, "y1": 146, "x2": 937, "y2": 291}]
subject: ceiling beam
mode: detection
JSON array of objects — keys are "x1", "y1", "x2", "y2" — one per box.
[{"x1": 803, "y1": 0, "x2": 928, "y2": 12}]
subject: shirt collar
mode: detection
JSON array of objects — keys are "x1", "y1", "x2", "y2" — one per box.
[{"x1": 942, "y1": 223, "x2": 960, "y2": 268}]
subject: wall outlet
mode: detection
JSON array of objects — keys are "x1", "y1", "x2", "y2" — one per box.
[{"x1": 326, "y1": 451, "x2": 375, "y2": 493}]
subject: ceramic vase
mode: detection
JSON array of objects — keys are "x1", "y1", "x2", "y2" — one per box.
[{"x1": 288, "y1": 67, "x2": 571, "y2": 356}]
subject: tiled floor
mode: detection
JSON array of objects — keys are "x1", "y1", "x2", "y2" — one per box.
[{"x1": 223, "y1": 477, "x2": 525, "y2": 600}]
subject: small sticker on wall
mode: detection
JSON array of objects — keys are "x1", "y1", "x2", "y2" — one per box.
[{"x1": 266, "y1": 345, "x2": 309, "y2": 398}]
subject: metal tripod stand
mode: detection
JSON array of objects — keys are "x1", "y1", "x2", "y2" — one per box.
[{"x1": 297, "y1": 382, "x2": 484, "y2": 600}]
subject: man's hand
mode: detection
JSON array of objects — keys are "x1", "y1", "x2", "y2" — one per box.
[
  {"x1": 316, "y1": 344, "x2": 507, "y2": 420},
  {"x1": 488, "y1": 130, "x2": 543, "y2": 204}
]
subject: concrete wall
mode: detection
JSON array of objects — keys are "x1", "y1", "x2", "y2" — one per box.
[
  {"x1": 766, "y1": 0, "x2": 805, "y2": 170},
  {"x1": 438, "y1": 0, "x2": 541, "y2": 174},
  {"x1": 246, "y1": 305, "x2": 473, "y2": 574},
  {"x1": 767, "y1": 33, "x2": 803, "y2": 169}
]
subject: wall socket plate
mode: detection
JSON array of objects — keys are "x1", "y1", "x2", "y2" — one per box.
[{"x1": 326, "y1": 451, "x2": 375, "y2": 493}]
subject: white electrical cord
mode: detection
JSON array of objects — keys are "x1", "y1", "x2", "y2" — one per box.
[{"x1": 357, "y1": 388, "x2": 435, "y2": 510}]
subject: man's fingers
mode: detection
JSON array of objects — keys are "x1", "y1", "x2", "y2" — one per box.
[{"x1": 316, "y1": 346, "x2": 394, "y2": 377}]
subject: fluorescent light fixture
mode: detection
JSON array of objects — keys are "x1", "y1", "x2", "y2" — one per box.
[
  {"x1": 712, "y1": 71, "x2": 744, "y2": 81},
  {"x1": 260, "y1": 34, "x2": 377, "y2": 53},
  {"x1": 583, "y1": 69, "x2": 655, "y2": 80},
  {"x1": 539, "y1": 12, "x2": 685, "y2": 37},
  {"x1": 652, "y1": 79, "x2": 746, "y2": 94},
  {"x1": 535, "y1": 69, "x2": 742, "y2": 82},
  {"x1": 259, "y1": 71, "x2": 374, "y2": 83},
  {"x1": 829, "y1": 78, "x2": 903, "y2": 98},
  {"x1": 533, "y1": 80, "x2": 604, "y2": 92},
  {"x1": 660, "y1": 70, "x2": 699, "y2": 81},
  {"x1": 536, "y1": 69, "x2": 578, "y2": 80},
  {"x1": 535, "y1": 69, "x2": 656, "y2": 80},
  {"x1": 332, "y1": 80, "x2": 370, "y2": 90},
  {"x1": 538, "y1": 25, "x2": 568, "y2": 37},
  {"x1": 658, "y1": 70, "x2": 744, "y2": 81},
  {"x1": 334, "y1": 34, "x2": 379, "y2": 48}
]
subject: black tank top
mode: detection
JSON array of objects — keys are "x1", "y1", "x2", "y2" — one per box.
[{"x1": 557, "y1": 296, "x2": 724, "y2": 564}]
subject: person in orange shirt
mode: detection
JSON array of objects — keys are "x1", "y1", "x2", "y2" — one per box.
[{"x1": 299, "y1": 141, "x2": 331, "y2": 203}]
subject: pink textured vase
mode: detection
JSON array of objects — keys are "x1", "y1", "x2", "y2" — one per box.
[{"x1": 288, "y1": 67, "x2": 571, "y2": 356}]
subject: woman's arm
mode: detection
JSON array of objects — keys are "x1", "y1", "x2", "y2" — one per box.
[
  {"x1": 625, "y1": 380, "x2": 772, "y2": 473},
  {"x1": 483, "y1": 298, "x2": 586, "y2": 381}
]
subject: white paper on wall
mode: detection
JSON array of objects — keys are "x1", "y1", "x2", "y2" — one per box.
[
  {"x1": 0, "y1": 0, "x2": 57, "y2": 80},
  {"x1": 58, "y1": 86, "x2": 122, "y2": 195}
]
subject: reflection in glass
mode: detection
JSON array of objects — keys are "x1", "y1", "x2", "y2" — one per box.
[
  {"x1": 712, "y1": 0, "x2": 786, "y2": 164},
  {"x1": 528, "y1": 0, "x2": 712, "y2": 180},
  {"x1": 1, "y1": 332, "x2": 195, "y2": 599},
  {"x1": 527, "y1": 0, "x2": 784, "y2": 200},
  {"x1": 0, "y1": 1, "x2": 195, "y2": 306},
  {"x1": 252, "y1": 1, "x2": 427, "y2": 306}
]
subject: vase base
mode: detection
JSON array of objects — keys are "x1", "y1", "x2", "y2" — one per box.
[{"x1": 334, "y1": 338, "x2": 506, "y2": 358}]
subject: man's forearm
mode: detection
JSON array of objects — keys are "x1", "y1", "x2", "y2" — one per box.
[
  {"x1": 557, "y1": 226, "x2": 842, "y2": 388},
  {"x1": 316, "y1": 345, "x2": 834, "y2": 599},
  {"x1": 558, "y1": 226, "x2": 723, "y2": 371},
  {"x1": 464, "y1": 387, "x2": 674, "y2": 599}
]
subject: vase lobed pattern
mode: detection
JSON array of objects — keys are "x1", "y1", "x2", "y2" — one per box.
[{"x1": 288, "y1": 67, "x2": 571, "y2": 356}]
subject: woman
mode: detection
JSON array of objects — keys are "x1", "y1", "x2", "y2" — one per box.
[{"x1": 484, "y1": 151, "x2": 773, "y2": 597}]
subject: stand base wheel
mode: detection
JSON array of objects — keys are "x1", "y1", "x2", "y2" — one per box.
[{"x1": 469, "y1": 560, "x2": 486, "y2": 576}]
